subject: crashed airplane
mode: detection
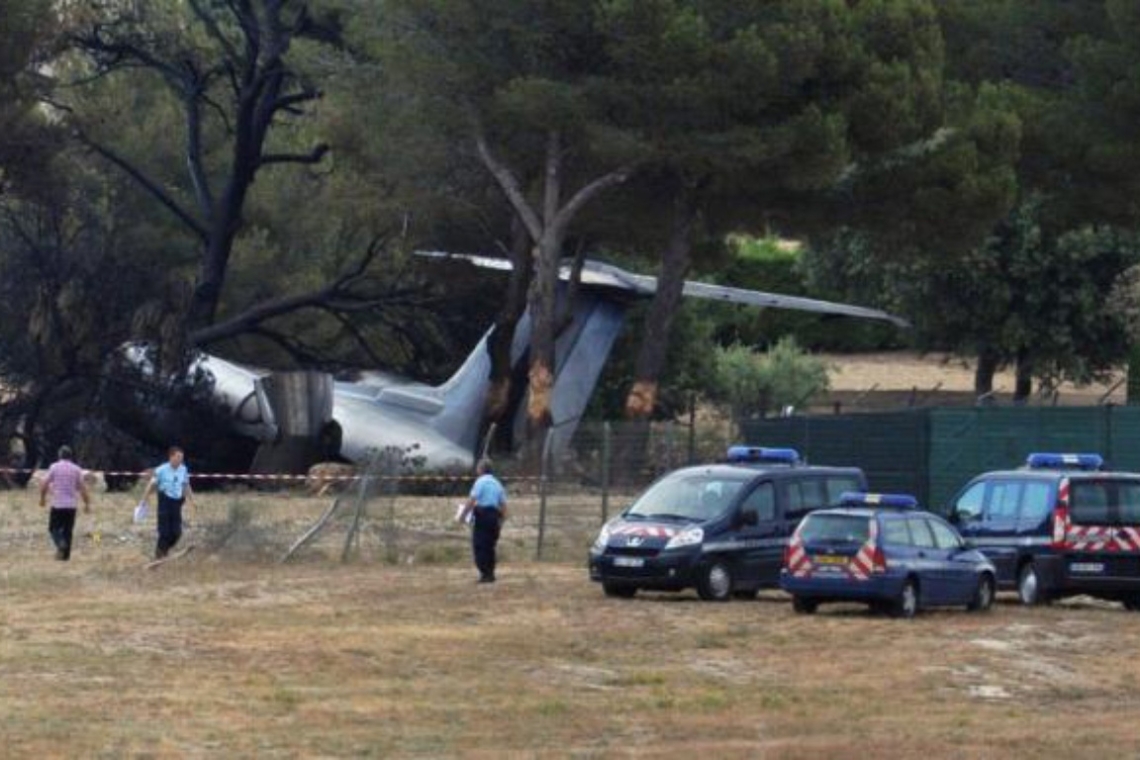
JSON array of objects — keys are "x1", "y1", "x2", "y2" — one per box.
[{"x1": 179, "y1": 253, "x2": 907, "y2": 472}]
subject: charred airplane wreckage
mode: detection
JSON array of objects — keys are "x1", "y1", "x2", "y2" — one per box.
[{"x1": 115, "y1": 253, "x2": 907, "y2": 475}]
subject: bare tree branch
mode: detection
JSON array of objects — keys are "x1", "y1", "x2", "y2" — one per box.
[
  {"x1": 73, "y1": 130, "x2": 209, "y2": 242},
  {"x1": 259, "y1": 143, "x2": 329, "y2": 167},
  {"x1": 554, "y1": 166, "x2": 635, "y2": 232},
  {"x1": 470, "y1": 113, "x2": 542, "y2": 243}
]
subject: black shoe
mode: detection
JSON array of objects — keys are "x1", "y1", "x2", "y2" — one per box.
[
  {"x1": 54, "y1": 549, "x2": 67, "y2": 561},
  {"x1": 477, "y1": 576, "x2": 495, "y2": 584}
]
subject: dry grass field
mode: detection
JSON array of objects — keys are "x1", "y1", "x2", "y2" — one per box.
[{"x1": 3, "y1": 490, "x2": 1140, "y2": 759}]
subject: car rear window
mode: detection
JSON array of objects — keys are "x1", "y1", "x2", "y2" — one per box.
[
  {"x1": 1069, "y1": 480, "x2": 1140, "y2": 525},
  {"x1": 799, "y1": 514, "x2": 871, "y2": 544}
]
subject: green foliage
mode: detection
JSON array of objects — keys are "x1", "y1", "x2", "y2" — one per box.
[{"x1": 709, "y1": 337, "x2": 829, "y2": 420}]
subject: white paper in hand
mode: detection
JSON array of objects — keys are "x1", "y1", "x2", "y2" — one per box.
[
  {"x1": 454, "y1": 502, "x2": 473, "y2": 525},
  {"x1": 133, "y1": 500, "x2": 149, "y2": 524}
]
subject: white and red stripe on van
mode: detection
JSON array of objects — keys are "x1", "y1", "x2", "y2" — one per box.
[
  {"x1": 1052, "y1": 478, "x2": 1140, "y2": 552},
  {"x1": 610, "y1": 524, "x2": 678, "y2": 539}
]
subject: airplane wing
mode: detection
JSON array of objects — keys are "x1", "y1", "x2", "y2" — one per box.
[{"x1": 415, "y1": 250, "x2": 910, "y2": 328}]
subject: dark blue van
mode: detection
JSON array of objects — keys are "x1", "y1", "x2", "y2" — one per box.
[
  {"x1": 588, "y1": 447, "x2": 866, "y2": 601},
  {"x1": 949, "y1": 453, "x2": 1140, "y2": 609}
]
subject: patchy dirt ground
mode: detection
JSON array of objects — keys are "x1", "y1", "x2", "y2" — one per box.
[{"x1": 3, "y1": 492, "x2": 1140, "y2": 758}]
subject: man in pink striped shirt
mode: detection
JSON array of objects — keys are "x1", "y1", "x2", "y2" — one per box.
[{"x1": 39, "y1": 446, "x2": 92, "y2": 561}]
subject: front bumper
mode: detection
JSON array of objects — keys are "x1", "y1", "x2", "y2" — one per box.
[{"x1": 588, "y1": 549, "x2": 700, "y2": 591}]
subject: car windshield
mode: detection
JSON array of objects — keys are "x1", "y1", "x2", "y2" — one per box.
[
  {"x1": 626, "y1": 470, "x2": 750, "y2": 521},
  {"x1": 799, "y1": 514, "x2": 871, "y2": 544}
]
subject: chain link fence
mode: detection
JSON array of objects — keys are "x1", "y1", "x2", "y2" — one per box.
[{"x1": 0, "y1": 419, "x2": 743, "y2": 567}]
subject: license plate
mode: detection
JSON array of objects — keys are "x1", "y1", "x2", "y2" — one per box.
[
  {"x1": 814, "y1": 554, "x2": 848, "y2": 565},
  {"x1": 1070, "y1": 562, "x2": 1105, "y2": 574},
  {"x1": 613, "y1": 556, "x2": 645, "y2": 568}
]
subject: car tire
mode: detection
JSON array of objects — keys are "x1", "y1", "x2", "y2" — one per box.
[
  {"x1": 1017, "y1": 562, "x2": 1047, "y2": 606},
  {"x1": 892, "y1": 578, "x2": 919, "y2": 619},
  {"x1": 968, "y1": 574, "x2": 995, "y2": 612},
  {"x1": 602, "y1": 583, "x2": 637, "y2": 599},
  {"x1": 696, "y1": 560, "x2": 734, "y2": 602},
  {"x1": 792, "y1": 596, "x2": 818, "y2": 615},
  {"x1": 1123, "y1": 596, "x2": 1140, "y2": 611}
]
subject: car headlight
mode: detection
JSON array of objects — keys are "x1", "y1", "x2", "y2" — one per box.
[
  {"x1": 664, "y1": 526, "x2": 703, "y2": 551},
  {"x1": 592, "y1": 522, "x2": 614, "y2": 552}
]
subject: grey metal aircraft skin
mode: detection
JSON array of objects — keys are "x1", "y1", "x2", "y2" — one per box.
[{"x1": 195, "y1": 254, "x2": 906, "y2": 471}]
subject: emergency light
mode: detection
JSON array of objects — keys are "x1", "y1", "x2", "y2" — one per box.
[
  {"x1": 838, "y1": 492, "x2": 919, "y2": 509},
  {"x1": 1025, "y1": 453, "x2": 1104, "y2": 471},
  {"x1": 725, "y1": 446, "x2": 801, "y2": 465}
]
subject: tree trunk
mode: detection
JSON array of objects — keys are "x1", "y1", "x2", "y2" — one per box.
[
  {"x1": 525, "y1": 230, "x2": 563, "y2": 463},
  {"x1": 483, "y1": 216, "x2": 533, "y2": 432},
  {"x1": 1129, "y1": 345, "x2": 1140, "y2": 404},
  {"x1": 974, "y1": 345, "x2": 999, "y2": 400},
  {"x1": 1014, "y1": 351, "x2": 1033, "y2": 404},
  {"x1": 616, "y1": 193, "x2": 696, "y2": 482},
  {"x1": 624, "y1": 195, "x2": 697, "y2": 420}
]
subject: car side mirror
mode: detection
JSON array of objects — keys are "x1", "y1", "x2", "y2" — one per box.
[{"x1": 740, "y1": 509, "x2": 759, "y2": 527}]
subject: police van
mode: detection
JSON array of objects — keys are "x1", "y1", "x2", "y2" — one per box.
[
  {"x1": 948, "y1": 453, "x2": 1140, "y2": 609},
  {"x1": 588, "y1": 446, "x2": 866, "y2": 601}
]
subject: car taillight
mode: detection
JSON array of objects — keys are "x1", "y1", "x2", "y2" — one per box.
[
  {"x1": 871, "y1": 545, "x2": 887, "y2": 573},
  {"x1": 1052, "y1": 480, "x2": 1070, "y2": 549}
]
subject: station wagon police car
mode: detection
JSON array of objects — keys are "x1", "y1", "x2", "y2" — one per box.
[
  {"x1": 949, "y1": 453, "x2": 1140, "y2": 609},
  {"x1": 781, "y1": 493, "x2": 996, "y2": 618},
  {"x1": 588, "y1": 447, "x2": 866, "y2": 601}
]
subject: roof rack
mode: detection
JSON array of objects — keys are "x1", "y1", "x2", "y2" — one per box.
[
  {"x1": 837, "y1": 492, "x2": 919, "y2": 509},
  {"x1": 1024, "y1": 453, "x2": 1104, "y2": 471},
  {"x1": 725, "y1": 446, "x2": 801, "y2": 466}
]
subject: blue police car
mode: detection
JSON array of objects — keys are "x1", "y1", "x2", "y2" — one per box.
[
  {"x1": 589, "y1": 446, "x2": 867, "y2": 601},
  {"x1": 780, "y1": 493, "x2": 997, "y2": 618}
]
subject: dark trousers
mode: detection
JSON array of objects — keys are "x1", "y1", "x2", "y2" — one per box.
[
  {"x1": 48, "y1": 508, "x2": 78, "y2": 560},
  {"x1": 156, "y1": 493, "x2": 184, "y2": 558},
  {"x1": 472, "y1": 507, "x2": 502, "y2": 580}
]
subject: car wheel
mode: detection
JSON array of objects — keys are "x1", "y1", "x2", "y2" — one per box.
[
  {"x1": 893, "y1": 578, "x2": 919, "y2": 619},
  {"x1": 696, "y1": 560, "x2": 734, "y2": 602},
  {"x1": 1123, "y1": 596, "x2": 1140, "y2": 611},
  {"x1": 603, "y1": 583, "x2": 637, "y2": 599},
  {"x1": 968, "y1": 574, "x2": 995, "y2": 612},
  {"x1": 792, "y1": 596, "x2": 818, "y2": 615},
  {"x1": 1017, "y1": 562, "x2": 1046, "y2": 606}
]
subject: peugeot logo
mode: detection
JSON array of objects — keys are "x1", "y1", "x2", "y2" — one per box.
[{"x1": 626, "y1": 535, "x2": 645, "y2": 547}]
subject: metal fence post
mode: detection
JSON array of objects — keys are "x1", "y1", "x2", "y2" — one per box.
[
  {"x1": 601, "y1": 421, "x2": 611, "y2": 525},
  {"x1": 536, "y1": 429, "x2": 554, "y2": 561}
]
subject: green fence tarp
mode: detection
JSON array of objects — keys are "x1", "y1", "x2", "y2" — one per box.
[{"x1": 742, "y1": 406, "x2": 1140, "y2": 514}]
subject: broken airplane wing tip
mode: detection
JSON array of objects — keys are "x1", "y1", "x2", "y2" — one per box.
[{"x1": 415, "y1": 250, "x2": 910, "y2": 329}]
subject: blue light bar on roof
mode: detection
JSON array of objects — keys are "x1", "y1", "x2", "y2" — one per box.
[
  {"x1": 726, "y1": 445, "x2": 800, "y2": 465},
  {"x1": 838, "y1": 492, "x2": 919, "y2": 509},
  {"x1": 1025, "y1": 453, "x2": 1104, "y2": 471}
]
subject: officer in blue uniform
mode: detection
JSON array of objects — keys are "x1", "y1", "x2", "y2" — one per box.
[
  {"x1": 143, "y1": 446, "x2": 196, "y2": 559},
  {"x1": 462, "y1": 459, "x2": 508, "y2": 583}
]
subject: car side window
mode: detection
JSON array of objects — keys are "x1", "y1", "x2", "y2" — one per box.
[
  {"x1": 881, "y1": 518, "x2": 911, "y2": 546},
  {"x1": 927, "y1": 519, "x2": 961, "y2": 550},
  {"x1": 907, "y1": 518, "x2": 936, "y2": 548},
  {"x1": 825, "y1": 476, "x2": 862, "y2": 505},
  {"x1": 954, "y1": 482, "x2": 986, "y2": 522},
  {"x1": 986, "y1": 481, "x2": 1022, "y2": 522},
  {"x1": 740, "y1": 482, "x2": 776, "y2": 522},
  {"x1": 1019, "y1": 481, "x2": 1054, "y2": 527},
  {"x1": 785, "y1": 478, "x2": 827, "y2": 519}
]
